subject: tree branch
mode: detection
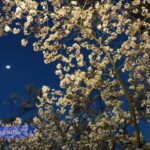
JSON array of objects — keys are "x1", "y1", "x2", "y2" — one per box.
[{"x1": 74, "y1": 14, "x2": 150, "y2": 148}]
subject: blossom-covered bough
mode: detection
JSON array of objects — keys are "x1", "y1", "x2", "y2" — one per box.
[{"x1": 0, "y1": 0, "x2": 150, "y2": 149}]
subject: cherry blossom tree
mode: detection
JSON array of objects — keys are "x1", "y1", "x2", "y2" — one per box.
[{"x1": 0, "y1": 0, "x2": 150, "y2": 149}]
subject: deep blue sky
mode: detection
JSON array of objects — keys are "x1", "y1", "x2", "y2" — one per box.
[{"x1": 0, "y1": 34, "x2": 58, "y2": 119}]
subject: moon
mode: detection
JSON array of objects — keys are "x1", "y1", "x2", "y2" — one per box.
[{"x1": 5, "y1": 65, "x2": 11, "y2": 70}]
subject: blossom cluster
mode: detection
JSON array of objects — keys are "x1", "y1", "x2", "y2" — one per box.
[{"x1": 0, "y1": 0, "x2": 150, "y2": 149}]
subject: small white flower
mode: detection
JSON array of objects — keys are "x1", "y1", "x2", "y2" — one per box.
[
  {"x1": 21, "y1": 39, "x2": 28, "y2": 46},
  {"x1": 97, "y1": 24, "x2": 102, "y2": 30},
  {"x1": 27, "y1": 16, "x2": 33, "y2": 23},
  {"x1": 132, "y1": 0, "x2": 140, "y2": 5},
  {"x1": 71, "y1": 1, "x2": 77, "y2": 5},
  {"x1": 33, "y1": 117, "x2": 39, "y2": 123},
  {"x1": 4, "y1": 25, "x2": 11, "y2": 32},
  {"x1": 15, "y1": 117, "x2": 22, "y2": 124},
  {"x1": 13, "y1": 28, "x2": 20, "y2": 34},
  {"x1": 42, "y1": 85, "x2": 50, "y2": 93},
  {"x1": 20, "y1": 2, "x2": 26, "y2": 9}
]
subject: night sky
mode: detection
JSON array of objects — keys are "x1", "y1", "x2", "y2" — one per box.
[{"x1": 0, "y1": 33, "x2": 58, "y2": 119}]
